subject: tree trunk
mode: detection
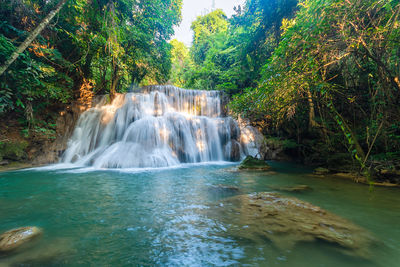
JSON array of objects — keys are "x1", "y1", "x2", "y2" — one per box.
[
  {"x1": 110, "y1": 64, "x2": 120, "y2": 99},
  {"x1": 329, "y1": 103, "x2": 366, "y2": 162},
  {"x1": 0, "y1": 0, "x2": 67, "y2": 76},
  {"x1": 307, "y1": 90, "x2": 318, "y2": 129},
  {"x1": 360, "y1": 41, "x2": 400, "y2": 92}
]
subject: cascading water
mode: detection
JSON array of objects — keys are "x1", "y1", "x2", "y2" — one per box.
[{"x1": 61, "y1": 85, "x2": 259, "y2": 168}]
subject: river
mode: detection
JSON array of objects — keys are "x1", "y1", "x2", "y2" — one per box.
[{"x1": 1, "y1": 162, "x2": 399, "y2": 266}]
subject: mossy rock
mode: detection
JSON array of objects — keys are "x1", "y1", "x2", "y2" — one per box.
[
  {"x1": 0, "y1": 141, "x2": 28, "y2": 161},
  {"x1": 238, "y1": 156, "x2": 271, "y2": 170}
]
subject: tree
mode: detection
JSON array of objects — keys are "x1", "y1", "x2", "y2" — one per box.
[
  {"x1": 230, "y1": 0, "x2": 400, "y2": 169},
  {"x1": 169, "y1": 39, "x2": 192, "y2": 87},
  {"x1": 0, "y1": 0, "x2": 67, "y2": 77},
  {"x1": 0, "y1": 0, "x2": 182, "y2": 132},
  {"x1": 190, "y1": 9, "x2": 228, "y2": 65}
]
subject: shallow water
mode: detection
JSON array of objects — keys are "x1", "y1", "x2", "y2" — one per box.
[{"x1": 0, "y1": 162, "x2": 399, "y2": 266}]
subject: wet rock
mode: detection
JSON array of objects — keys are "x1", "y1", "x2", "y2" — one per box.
[
  {"x1": 0, "y1": 227, "x2": 42, "y2": 252},
  {"x1": 332, "y1": 172, "x2": 366, "y2": 182},
  {"x1": 269, "y1": 184, "x2": 312, "y2": 192},
  {"x1": 224, "y1": 140, "x2": 241, "y2": 162},
  {"x1": 231, "y1": 141, "x2": 241, "y2": 162},
  {"x1": 218, "y1": 192, "x2": 375, "y2": 258},
  {"x1": 228, "y1": 118, "x2": 240, "y2": 140},
  {"x1": 208, "y1": 184, "x2": 240, "y2": 198},
  {"x1": 218, "y1": 117, "x2": 241, "y2": 146},
  {"x1": 238, "y1": 156, "x2": 271, "y2": 170},
  {"x1": 213, "y1": 184, "x2": 240, "y2": 192},
  {"x1": 314, "y1": 167, "x2": 330, "y2": 175},
  {"x1": 0, "y1": 237, "x2": 75, "y2": 266},
  {"x1": 259, "y1": 138, "x2": 288, "y2": 161},
  {"x1": 239, "y1": 125, "x2": 264, "y2": 158},
  {"x1": 377, "y1": 169, "x2": 400, "y2": 184},
  {"x1": 332, "y1": 173, "x2": 400, "y2": 187}
]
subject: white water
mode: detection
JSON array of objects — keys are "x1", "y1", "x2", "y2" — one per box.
[{"x1": 61, "y1": 85, "x2": 259, "y2": 168}]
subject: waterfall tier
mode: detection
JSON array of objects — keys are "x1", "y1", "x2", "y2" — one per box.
[{"x1": 61, "y1": 85, "x2": 259, "y2": 168}]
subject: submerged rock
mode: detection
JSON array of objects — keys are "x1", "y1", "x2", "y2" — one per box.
[
  {"x1": 269, "y1": 184, "x2": 312, "y2": 192},
  {"x1": 0, "y1": 237, "x2": 75, "y2": 266},
  {"x1": 0, "y1": 226, "x2": 42, "y2": 252},
  {"x1": 314, "y1": 167, "x2": 330, "y2": 175},
  {"x1": 218, "y1": 192, "x2": 375, "y2": 258},
  {"x1": 238, "y1": 156, "x2": 271, "y2": 171},
  {"x1": 211, "y1": 184, "x2": 240, "y2": 193},
  {"x1": 207, "y1": 184, "x2": 241, "y2": 198}
]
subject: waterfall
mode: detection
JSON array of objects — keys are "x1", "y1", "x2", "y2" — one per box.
[{"x1": 61, "y1": 85, "x2": 259, "y2": 168}]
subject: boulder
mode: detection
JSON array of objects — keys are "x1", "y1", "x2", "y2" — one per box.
[
  {"x1": 218, "y1": 192, "x2": 375, "y2": 258},
  {"x1": 0, "y1": 227, "x2": 42, "y2": 252},
  {"x1": 238, "y1": 156, "x2": 271, "y2": 170},
  {"x1": 239, "y1": 126, "x2": 264, "y2": 157}
]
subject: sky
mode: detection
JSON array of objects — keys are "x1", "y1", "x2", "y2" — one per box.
[{"x1": 172, "y1": 0, "x2": 246, "y2": 46}]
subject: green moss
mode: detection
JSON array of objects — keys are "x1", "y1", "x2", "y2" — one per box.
[
  {"x1": 238, "y1": 156, "x2": 271, "y2": 170},
  {"x1": 0, "y1": 141, "x2": 28, "y2": 161}
]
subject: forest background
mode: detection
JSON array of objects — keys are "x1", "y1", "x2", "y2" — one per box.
[{"x1": 1, "y1": 0, "x2": 400, "y2": 180}]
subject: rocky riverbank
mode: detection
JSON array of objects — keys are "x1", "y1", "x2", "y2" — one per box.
[{"x1": 0, "y1": 97, "x2": 100, "y2": 171}]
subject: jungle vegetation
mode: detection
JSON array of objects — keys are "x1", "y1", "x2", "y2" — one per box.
[
  {"x1": 0, "y1": 0, "x2": 182, "y2": 131},
  {"x1": 170, "y1": 0, "x2": 400, "y2": 173},
  {"x1": 1, "y1": 0, "x2": 400, "y2": 174}
]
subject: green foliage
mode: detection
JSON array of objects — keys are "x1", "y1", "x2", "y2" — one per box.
[
  {"x1": 0, "y1": 0, "x2": 182, "y2": 131},
  {"x1": 191, "y1": 9, "x2": 228, "y2": 65},
  {"x1": 170, "y1": 39, "x2": 193, "y2": 87},
  {"x1": 229, "y1": 0, "x2": 400, "y2": 168},
  {"x1": 171, "y1": 0, "x2": 400, "y2": 169},
  {"x1": 170, "y1": 1, "x2": 298, "y2": 94}
]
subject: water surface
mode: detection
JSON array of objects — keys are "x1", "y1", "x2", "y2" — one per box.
[{"x1": 0, "y1": 162, "x2": 399, "y2": 266}]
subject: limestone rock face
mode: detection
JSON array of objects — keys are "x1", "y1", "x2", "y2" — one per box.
[
  {"x1": 218, "y1": 192, "x2": 375, "y2": 258},
  {"x1": 0, "y1": 227, "x2": 42, "y2": 252},
  {"x1": 238, "y1": 156, "x2": 271, "y2": 170},
  {"x1": 224, "y1": 140, "x2": 242, "y2": 162},
  {"x1": 32, "y1": 96, "x2": 106, "y2": 165}
]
